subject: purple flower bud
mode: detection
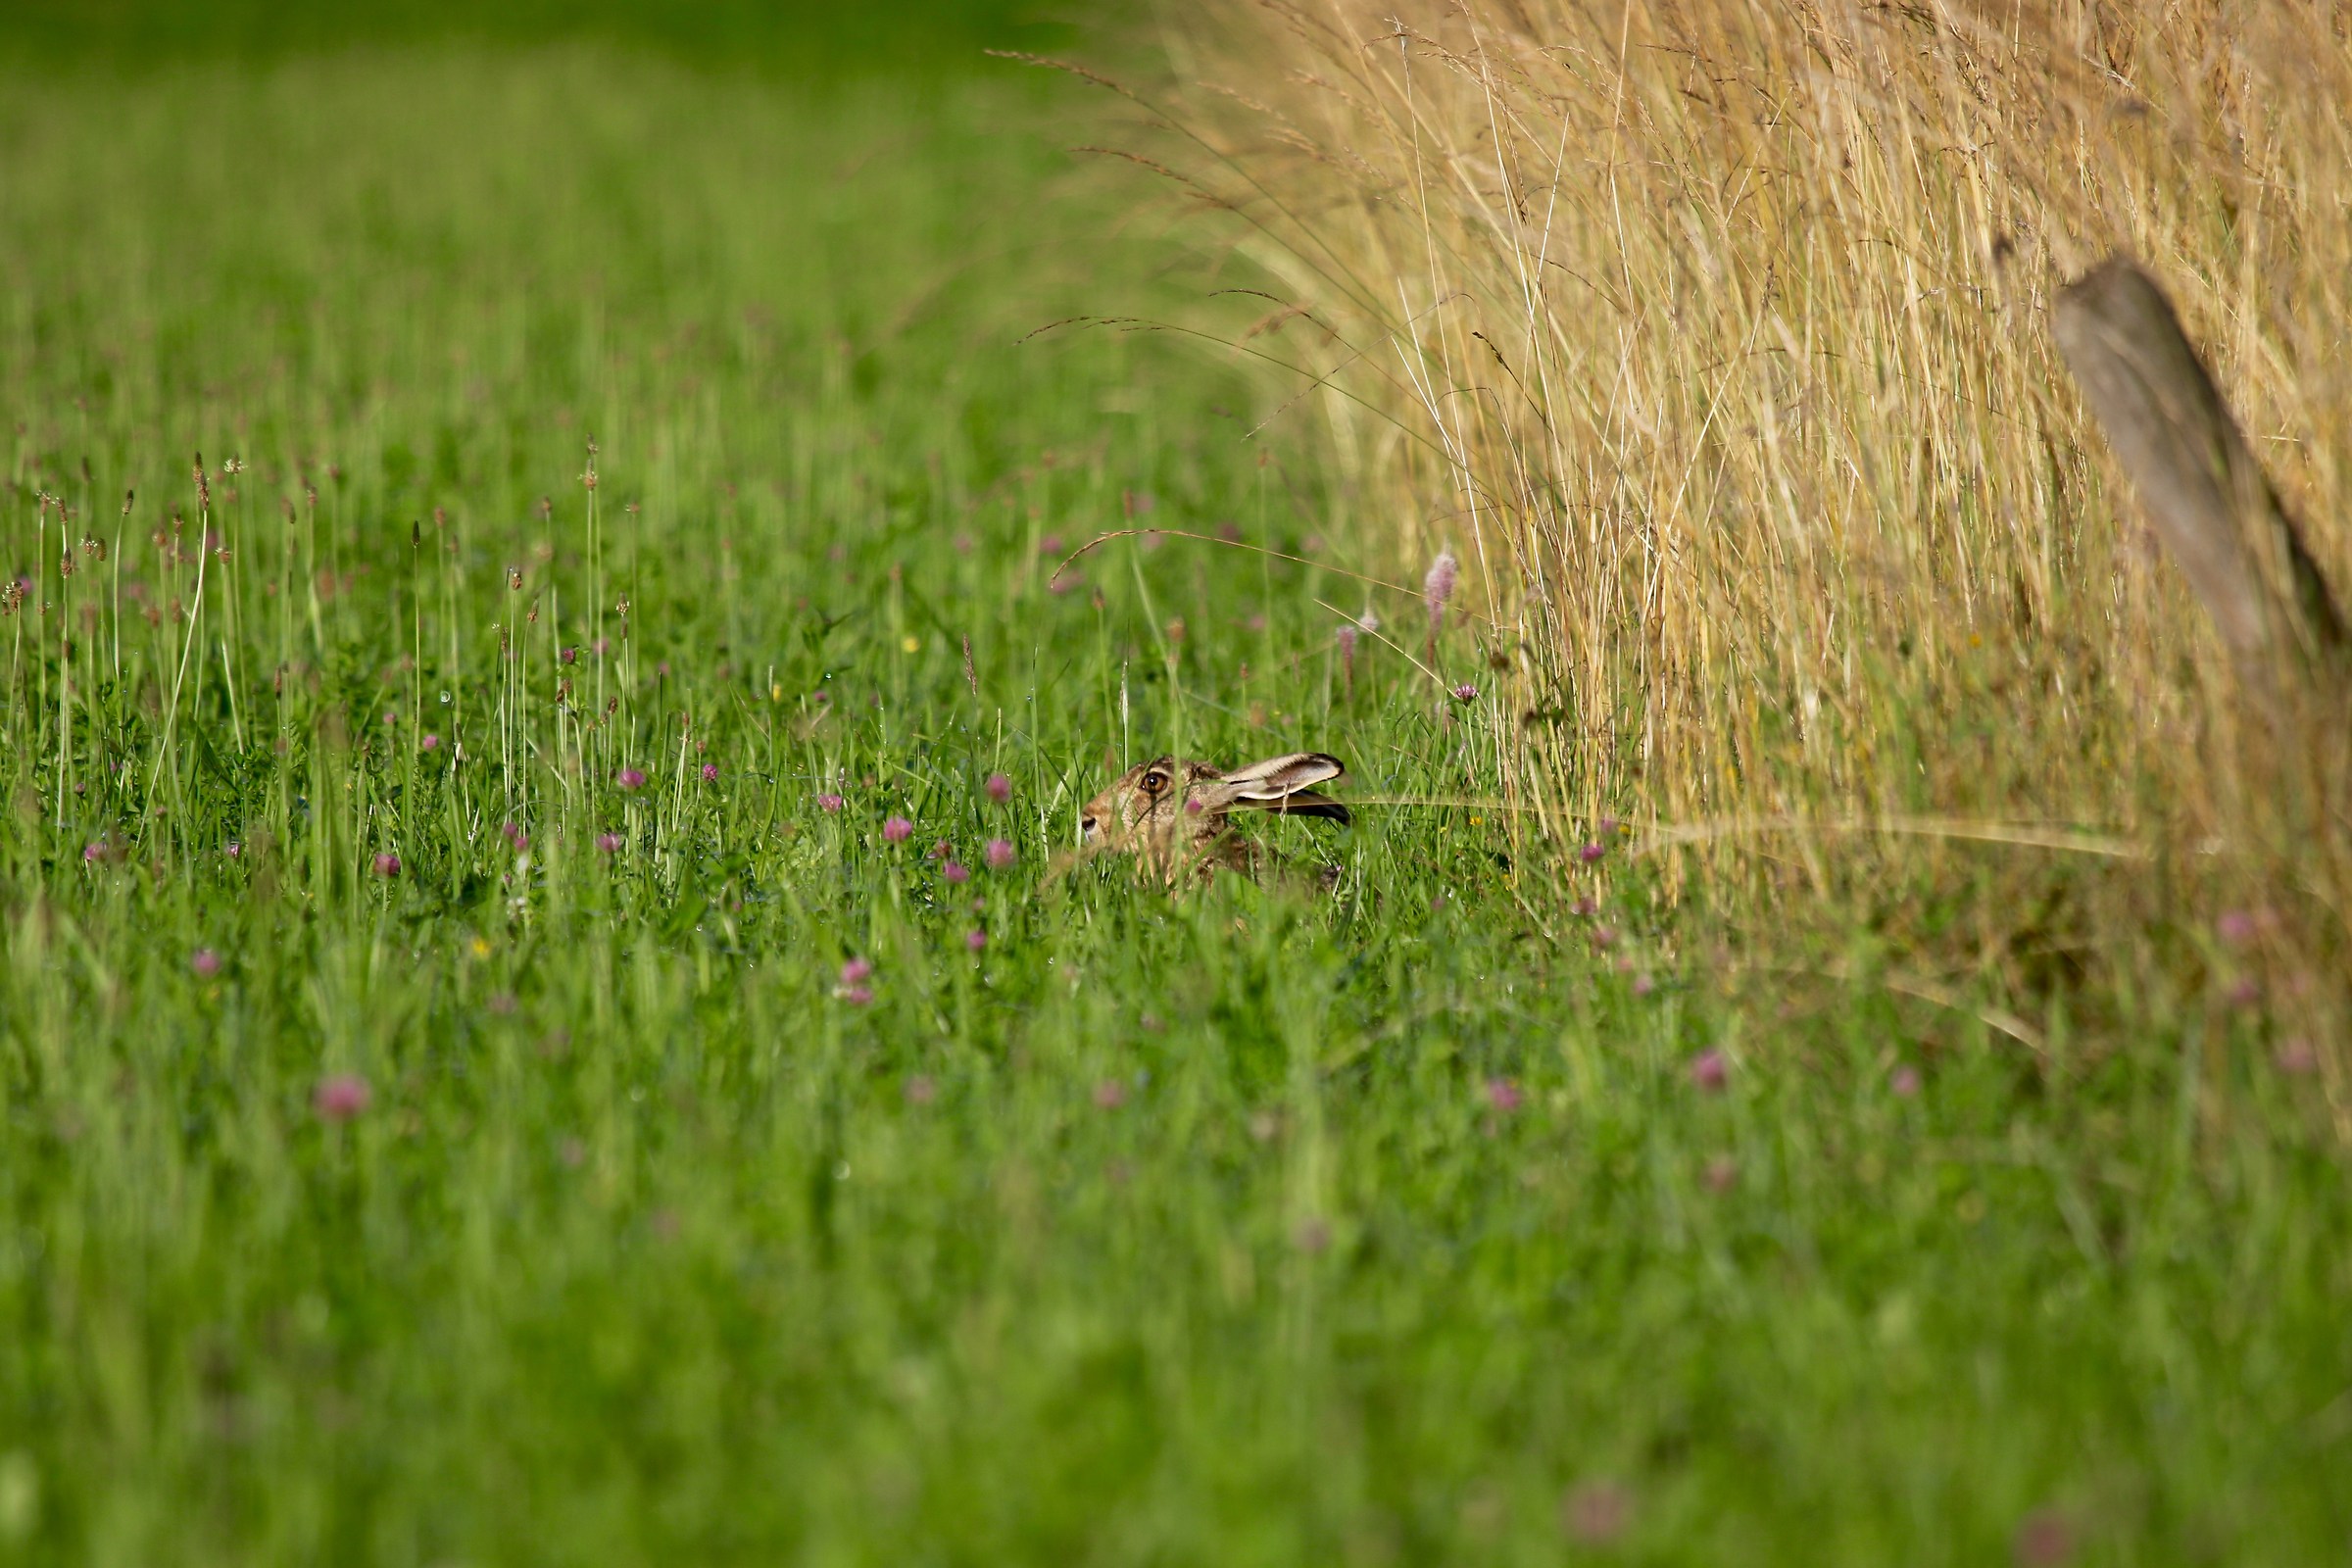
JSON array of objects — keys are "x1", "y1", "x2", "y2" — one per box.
[
  {"x1": 816, "y1": 793, "x2": 845, "y2": 812},
  {"x1": 701, "y1": 762, "x2": 718, "y2": 782},
  {"x1": 1689, "y1": 1049, "x2": 1728, "y2": 1092},
  {"x1": 1485, "y1": 1077, "x2": 1522, "y2": 1113},
  {"x1": 372, "y1": 853, "x2": 401, "y2": 877},
  {"x1": 2012, "y1": 1511, "x2": 2073, "y2": 1568},
  {"x1": 841, "y1": 985, "x2": 873, "y2": 1005},
  {"x1": 314, "y1": 1073, "x2": 371, "y2": 1122},
  {"x1": 420, "y1": 734, "x2": 439, "y2": 752},
  {"x1": 1891, "y1": 1065, "x2": 1922, "y2": 1098},
  {"x1": 882, "y1": 815, "x2": 913, "y2": 843},
  {"x1": 984, "y1": 838, "x2": 1016, "y2": 869},
  {"x1": 83, "y1": 842, "x2": 105, "y2": 863},
  {"x1": 985, "y1": 772, "x2": 1011, "y2": 804},
  {"x1": 841, "y1": 956, "x2": 874, "y2": 985},
  {"x1": 944, "y1": 861, "x2": 970, "y2": 884},
  {"x1": 1562, "y1": 1481, "x2": 1631, "y2": 1545},
  {"x1": 965, "y1": 928, "x2": 987, "y2": 953},
  {"x1": 191, "y1": 949, "x2": 221, "y2": 978},
  {"x1": 1450, "y1": 682, "x2": 1479, "y2": 702},
  {"x1": 616, "y1": 767, "x2": 647, "y2": 791},
  {"x1": 596, "y1": 833, "x2": 622, "y2": 854},
  {"x1": 1580, "y1": 842, "x2": 1605, "y2": 863}
]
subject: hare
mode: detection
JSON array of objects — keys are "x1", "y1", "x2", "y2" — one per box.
[{"x1": 1078, "y1": 752, "x2": 1350, "y2": 887}]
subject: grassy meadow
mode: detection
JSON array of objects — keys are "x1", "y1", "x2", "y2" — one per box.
[{"x1": 3, "y1": 7, "x2": 2350, "y2": 1565}]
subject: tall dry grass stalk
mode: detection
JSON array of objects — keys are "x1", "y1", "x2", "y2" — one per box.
[{"x1": 1091, "y1": 1, "x2": 2352, "y2": 1076}]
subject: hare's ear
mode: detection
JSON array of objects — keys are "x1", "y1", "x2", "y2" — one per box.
[
  {"x1": 1222, "y1": 753, "x2": 1344, "y2": 793},
  {"x1": 1215, "y1": 753, "x2": 1349, "y2": 823}
]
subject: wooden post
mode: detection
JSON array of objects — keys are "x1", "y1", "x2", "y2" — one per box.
[{"x1": 2052, "y1": 257, "x2": 2345, "y2": 693}]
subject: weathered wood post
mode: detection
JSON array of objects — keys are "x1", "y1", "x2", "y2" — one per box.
[
  {"x1": 2059, "y1": 258, "x2": 2349, "y2": 1112},
  {"x1": 2052, "y1": 257, "x2": 2345, "y2": 704}
]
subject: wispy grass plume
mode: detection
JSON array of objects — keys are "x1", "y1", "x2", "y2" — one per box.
[{"x1": 1119, "y1": 0, "x2": 2352, "y2": 1088}]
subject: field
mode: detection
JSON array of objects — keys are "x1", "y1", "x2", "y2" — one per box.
[{"x1": 3, "y1": 6, "x2": 2350, "y2": 1565}]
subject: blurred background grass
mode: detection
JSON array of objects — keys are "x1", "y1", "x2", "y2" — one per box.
[{"x1": 4, "y1": 0, "x2": 1089, "y2": 73}]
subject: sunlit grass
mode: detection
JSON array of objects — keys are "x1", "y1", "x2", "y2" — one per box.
[{"x1": 0, "y1": 36, "x2": 2347, "y2": 1568}]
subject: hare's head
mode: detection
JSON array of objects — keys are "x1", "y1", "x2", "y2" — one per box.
[
  {"x1": 1080, "y1": 752, "x2": 1349, "y2": 879},
  {"x1": 1080, "y1": 757, "x2": 1217, "y2": 855}
]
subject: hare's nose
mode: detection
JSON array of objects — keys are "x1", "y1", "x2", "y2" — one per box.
[{"x1": 1081, "y1": 814, "x2": 1098, "y2": 840}]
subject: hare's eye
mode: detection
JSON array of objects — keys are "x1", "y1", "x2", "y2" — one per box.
[{"x1": 1142, "y1": 771, "x2": 1168, "y2": 795}]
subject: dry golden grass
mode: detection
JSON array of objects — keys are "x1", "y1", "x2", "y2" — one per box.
[{"x1": 1074, "y1": 1, "x2": 2352, "y2": 1091}]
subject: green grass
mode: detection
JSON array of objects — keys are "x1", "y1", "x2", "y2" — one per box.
[
  {"x1": 2, "y1": 34, "x2": 2350, "y2": 1568},
  {"x1": 2, "y1": 0, "x2": 1083, "y2": 72}
]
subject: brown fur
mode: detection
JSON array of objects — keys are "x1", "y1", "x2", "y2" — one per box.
[{"x1": 1079, "y1": 752, "x2": 1348, "y2": 887}]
